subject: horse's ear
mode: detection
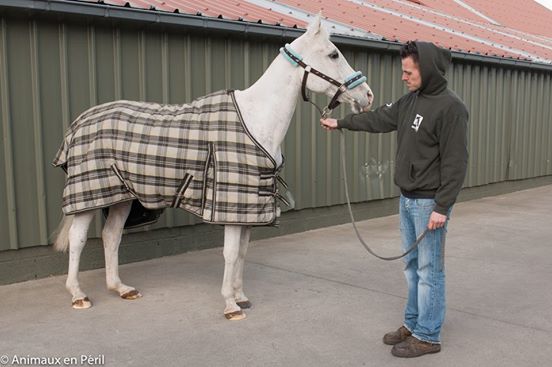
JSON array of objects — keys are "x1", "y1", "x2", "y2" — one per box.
[{"x1": 306, "y1": 12, "x2": 325, "y2": 37}]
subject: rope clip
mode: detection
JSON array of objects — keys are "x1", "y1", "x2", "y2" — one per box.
[{"x1": 321, "y1": 106, "x2": 332, "y2": 119}]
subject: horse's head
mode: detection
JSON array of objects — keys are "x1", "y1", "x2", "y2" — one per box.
[{"x1": 288, "y1": 14, "x2": 374, "y2": 114}]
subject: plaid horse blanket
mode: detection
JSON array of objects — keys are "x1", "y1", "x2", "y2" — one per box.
[{"x1": 53, "y1": 90, "x2": 284, "y2": 226}]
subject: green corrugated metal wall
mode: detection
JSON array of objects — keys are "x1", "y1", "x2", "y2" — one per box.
[{"x1": 1, "y1": 16, "x2": 551, "y2": 251}]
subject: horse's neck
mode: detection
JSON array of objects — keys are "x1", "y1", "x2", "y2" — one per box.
[{"x1": 234, "y1": 56, "x2": 301, "y2": 166}]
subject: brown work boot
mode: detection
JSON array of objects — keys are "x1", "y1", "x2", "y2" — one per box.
[
  {"x1": 391, "y1": 336, "x2": 441, "y2": 358},
  {"x1": 382, "y1": 326, "x2": 412, "y2": 345}
]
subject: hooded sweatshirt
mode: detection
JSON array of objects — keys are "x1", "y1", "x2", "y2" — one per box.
[{"x1": 337, "y1": 42, "x2": 468, "y2": 215}]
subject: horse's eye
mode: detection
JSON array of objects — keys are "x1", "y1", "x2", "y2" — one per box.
[{"x1": 329, "y1": 51, "x2": 339, "y2": 59}]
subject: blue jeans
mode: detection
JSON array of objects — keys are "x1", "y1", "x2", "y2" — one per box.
[{"x1": 399, "y1": 195, "x2": 449, "y2": 344}]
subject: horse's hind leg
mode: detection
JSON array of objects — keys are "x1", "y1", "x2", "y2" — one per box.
[
  {"x1": 102, "y1": 201, "x2": 141, "y2": 300},
  {"x1": 221, "y1": 225, "x2": 246, "y2": 320},
  {"x1": 233, "y1": 226, "x2": 252, "y2": 309},
  {"x1": 67, "y1": 211, "x2": 95, "y2": 309}
]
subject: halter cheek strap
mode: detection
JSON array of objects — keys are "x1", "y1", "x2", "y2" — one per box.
[{"x1": 279, "y1": 44, "x2": 366, "y2": 117}]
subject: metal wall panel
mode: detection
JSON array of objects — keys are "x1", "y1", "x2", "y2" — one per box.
[{"x1": 1, "y1": 16, "x2": 551, "y2": 251}]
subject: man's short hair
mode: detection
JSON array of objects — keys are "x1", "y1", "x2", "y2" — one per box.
[{"x1": 400, "y1": 41, "x2": 419, "y2": 64}]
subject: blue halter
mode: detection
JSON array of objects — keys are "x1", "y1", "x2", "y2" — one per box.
[{"x1": 279, "y1": 44, "x2": 367, "y2": 116}]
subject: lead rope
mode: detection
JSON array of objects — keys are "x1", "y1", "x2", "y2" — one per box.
[{"x1": 339, "y1": 130, "x2": 428, "y2": 261}]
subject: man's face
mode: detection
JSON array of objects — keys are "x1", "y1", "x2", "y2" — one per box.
[{"x1": 401, "y1": 56, "x2": 422, "y2": 92}]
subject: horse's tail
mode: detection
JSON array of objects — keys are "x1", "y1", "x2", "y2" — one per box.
[{"x1": 52, "y1": 214, "x2": 74, "y2": 252}]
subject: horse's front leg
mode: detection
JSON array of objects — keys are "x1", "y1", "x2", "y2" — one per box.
[
  {"x1": 103, "y1": 201, "x2": 141, "y2": 300},
  {"x1": 233, "y1": 226, "x2": 252, "y2": 309},
  {"x1": 221, "y1": 225, "x2": 246, "y2": 320}
]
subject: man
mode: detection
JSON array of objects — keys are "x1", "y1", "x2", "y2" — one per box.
[{"x1": 321, "y1": 41, "x2": 468, "y2": 358}]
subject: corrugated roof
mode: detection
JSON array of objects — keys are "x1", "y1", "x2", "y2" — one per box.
[
  {"x1": 463, "y1": 0, "x2": 552, "y2": 38},
  {"x1": 79, "y1": 0, "x2": 307, "y2": 27},
  {"x1": 70, "y1": 0, "x2": 552, "y2": 63}
]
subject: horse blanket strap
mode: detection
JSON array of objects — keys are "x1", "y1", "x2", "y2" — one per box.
[{"x1": 53, "y1": 90, "x2": 285, "y2": 226}]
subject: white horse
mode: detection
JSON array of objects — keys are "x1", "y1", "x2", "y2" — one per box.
[{"x1": 53, "y1": 15, "x2": 373, "y2": 320}]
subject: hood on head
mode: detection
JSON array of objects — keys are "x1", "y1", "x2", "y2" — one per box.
[{"x1": 415, "y1": 42, "x2": 451, "y2": 95}]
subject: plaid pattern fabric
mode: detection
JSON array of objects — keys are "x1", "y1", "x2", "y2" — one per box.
[{"x1": 53, "y1": 90, "x2": 283, "y2": 225}]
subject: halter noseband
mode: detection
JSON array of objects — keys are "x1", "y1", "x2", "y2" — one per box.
[{"x1": 279, "y1": 44, "x2": 367, "y2": 118}]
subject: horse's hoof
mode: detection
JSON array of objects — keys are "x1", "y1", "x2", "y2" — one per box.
[
  {"x1": 236, "y1": 300, "x2": 252, "y2": 309},
  {"x1": 121, "y1": 289, "x2": 142, "y2": 300},
  {"x1": 224, "y1": 310, "x2": 246, "y2": 321},
  {"x1": 72, "y1": 297, "x2": 92, "y2": 309}
]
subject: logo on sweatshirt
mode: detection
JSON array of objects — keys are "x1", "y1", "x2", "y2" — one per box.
[{"x1": 411, "y1": 114, "x2": 424, "y2": 132}]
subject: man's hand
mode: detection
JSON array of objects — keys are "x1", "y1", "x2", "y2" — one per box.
[
  {"x1": 428, "y1": 211, "x2": 447, "y2": 230},
  {"x1": 320, "y1": 118, "x2": 339, "y2": 130}
]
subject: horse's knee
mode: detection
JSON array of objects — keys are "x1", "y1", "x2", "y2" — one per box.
[{"x1": 223, "y1": 249, "x2": 239, "y2": 264}]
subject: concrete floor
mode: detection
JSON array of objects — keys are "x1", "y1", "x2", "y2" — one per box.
[{"x1": 1, "y1": 185, "x2": 551, "y2": 367}]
